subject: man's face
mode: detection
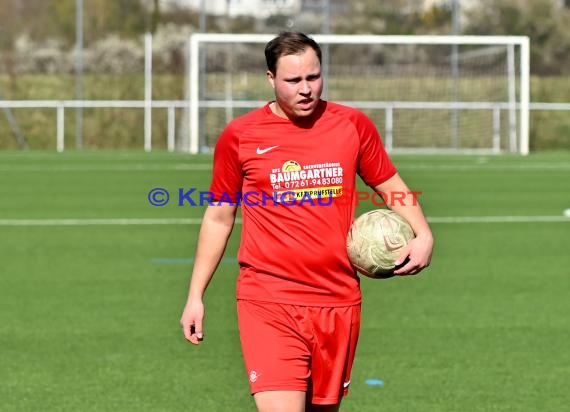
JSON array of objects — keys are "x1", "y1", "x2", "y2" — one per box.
[{"x1": 267, "y1": 47, "x2": 323, "y2": 121}]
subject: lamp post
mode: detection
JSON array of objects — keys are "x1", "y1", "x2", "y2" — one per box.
[
  {"x1": 321, "y1": 0, "x2": 330, "y2": 99},
  {"x1": 75, "y1": 0, "x2": 84, "y2": 150},
  {"x1": 451, "y1": 0, "x2": 460, "y2": 149}
]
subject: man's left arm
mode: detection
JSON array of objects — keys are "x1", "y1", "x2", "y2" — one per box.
[{"x1": 374, "y1": 173, "x2": 434, "y2": 276}]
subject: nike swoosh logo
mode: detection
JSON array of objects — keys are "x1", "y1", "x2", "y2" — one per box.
[
  {"x1": 343, "y1": 380, "x2": 351, "y2": 388},
  {"x1": 256, "y1": 145, "x2": 279, "y2": 155},
  {"x1": 381, "y1": 219, "x2": 402, "y2": 251}
]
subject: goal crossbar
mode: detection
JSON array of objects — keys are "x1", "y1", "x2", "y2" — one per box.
[{"x1": 189, "y1": 34, "x2": 530, "y2": 155}]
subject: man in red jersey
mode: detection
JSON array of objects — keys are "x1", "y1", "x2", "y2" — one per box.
[{"x1": 181, "y1": 32, "x2": 434, "y2": 412}]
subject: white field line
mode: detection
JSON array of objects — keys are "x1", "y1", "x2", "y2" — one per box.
[
  {"x1": 0, "y1": 216, "x2": 568, "y2": 226},
  {"x1": 398, "y1": 163, "x2": 570, "y2": 171},
  {"x1": 427, "y1": 216, "x2": 569, "y2": 223},
  {"x1": 0, "y1": 164, "x2": 212, "y2": 172},
  {"x1": 0, "y1": 163, "x2": 569, "y2": 173},
  {"x1": 0, "y1": 218, "x2": 205, "y2": 226}
]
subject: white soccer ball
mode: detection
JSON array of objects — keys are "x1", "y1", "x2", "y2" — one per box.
[{"x1": 347, "y1": 209, "x2": 415, "y2": 279}]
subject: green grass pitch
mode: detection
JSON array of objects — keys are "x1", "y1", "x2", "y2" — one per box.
[{"x1": 1, "y1": 151, "x2": 569, "y2": 411}]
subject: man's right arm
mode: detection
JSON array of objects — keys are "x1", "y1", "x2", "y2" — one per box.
[{"x1": 180, "y1": 203, "x2": 237, "y2": 345}]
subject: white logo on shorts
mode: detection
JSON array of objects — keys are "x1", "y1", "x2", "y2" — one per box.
[
  {"x1": 343, "y1": 380, "x2": 351, "y2": 389},
  {"x1": 249, "y1": 370, "x2": 260, "y2": 383}
]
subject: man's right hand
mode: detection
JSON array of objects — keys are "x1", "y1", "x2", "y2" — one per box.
[{"x1": 180, "y1": 300, "x2": 205, "y2": 345}]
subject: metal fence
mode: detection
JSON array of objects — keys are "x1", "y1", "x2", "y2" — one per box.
[{"x1": 1, "y1": 99, "x2": 567, "y2": 153}]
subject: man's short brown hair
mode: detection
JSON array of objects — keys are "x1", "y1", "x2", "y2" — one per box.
[{"x1": 265, "y1": 32, "x2": 322, "y2": 75}]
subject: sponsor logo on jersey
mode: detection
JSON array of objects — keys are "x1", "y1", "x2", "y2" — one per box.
[{"x1": 281, "y1": 160, "x2": 301, "y2": 172}]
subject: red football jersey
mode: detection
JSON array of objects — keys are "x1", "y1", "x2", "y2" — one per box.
[{"x1": 209, "y1": 101, "x2": 397, "y2": 306}]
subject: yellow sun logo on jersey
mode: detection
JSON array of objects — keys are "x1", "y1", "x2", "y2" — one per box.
[{"x1": 282, "y1": 160, "x2": 301, "y2": 172}]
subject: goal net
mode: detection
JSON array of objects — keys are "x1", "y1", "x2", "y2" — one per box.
[{"x1": 188, "y1": 34, "x2": 529, "y2": 155}]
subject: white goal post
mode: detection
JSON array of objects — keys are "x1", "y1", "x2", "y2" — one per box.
[{"x1": 189, "y1": 34, "x2": 530, "y2": 155}]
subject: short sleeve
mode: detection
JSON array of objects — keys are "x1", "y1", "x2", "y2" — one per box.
[
  {"x1": 354, "y1": 111, "x2": 397, "y2": 187},
  {"x1": 209, "y1": 122, "x2": 243, "y2": 203}
]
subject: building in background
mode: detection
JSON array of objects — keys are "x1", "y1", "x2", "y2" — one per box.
[
  {"x1": 424, "y1": 0, "x2": 569, "y2": 12},
  {"x1": 160, "y1": 0, "x2": 302, "y2": 18}
]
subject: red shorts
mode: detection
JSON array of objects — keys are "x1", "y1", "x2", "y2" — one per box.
[{"x1": 237, "y1": 299, "x2": 361, "y2": 405}]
